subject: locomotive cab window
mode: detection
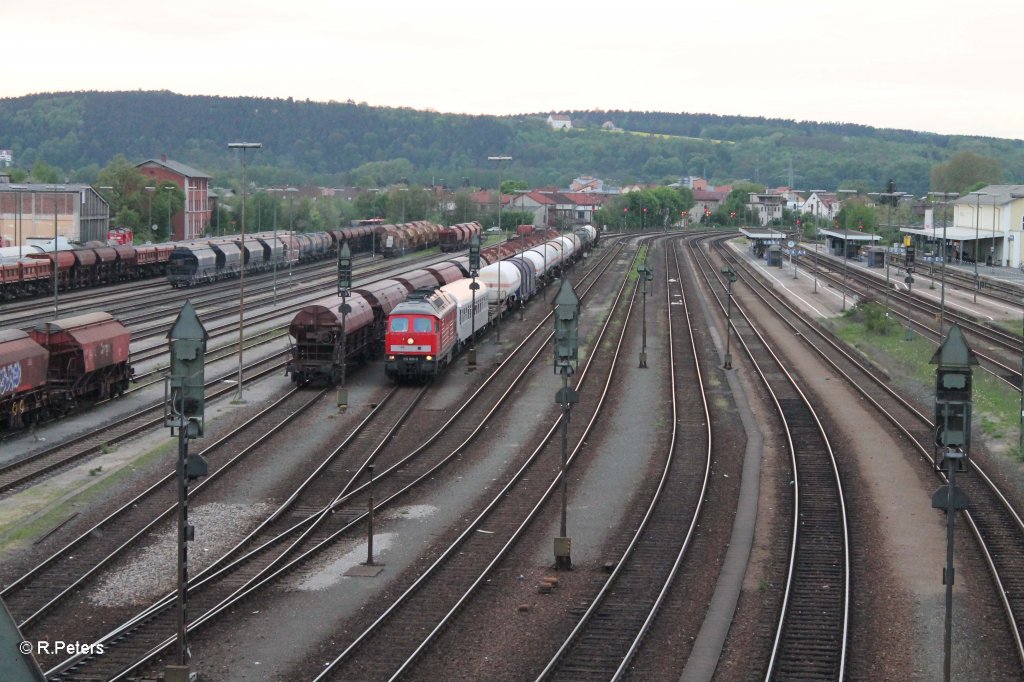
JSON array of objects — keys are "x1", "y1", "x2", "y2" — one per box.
[
  {"x1": 413, "y1": 318, "x2": 432, "y2": 333},
  {"x1": 390, "y1": 318, "x2": 409, "y2": 333}
]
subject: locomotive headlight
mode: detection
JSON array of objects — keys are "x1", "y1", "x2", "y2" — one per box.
[
  {"x1": 407, "y1": 337, "x2": 414, "y2": 344},
  {"x1": 388, "y1": 355, "x2": 395, "y2": 361},
  {"x1": 426, "y1": 355, "x2": 433, "y2": 361}
]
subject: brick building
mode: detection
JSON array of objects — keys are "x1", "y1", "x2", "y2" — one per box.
[{"x1": 136, "y1": 157, "x2": 212, "y2": 240}]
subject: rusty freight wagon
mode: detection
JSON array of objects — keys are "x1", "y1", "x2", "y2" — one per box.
[
  {"x1": 29, "y1": 312, "x2": 133, "y2": 415},
  {"x1": 0, "y1": 329, "x2": 50, "y2": 430}
]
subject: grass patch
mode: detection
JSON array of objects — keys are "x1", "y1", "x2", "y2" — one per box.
[
  {"x1": 0, "y1": 437, "x2": 175, "y2": 553},
  {"x1": 832, "y1": 302, "x2": 1022, "y2": 458}
]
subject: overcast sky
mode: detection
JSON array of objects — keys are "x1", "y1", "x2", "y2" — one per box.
[{"x1": 5, "y1": 0, "x2": 1021, "y2": 140}]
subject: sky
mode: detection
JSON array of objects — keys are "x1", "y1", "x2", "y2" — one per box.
[{"x1": 5, "y1": 0, "x2": 1022, "y2": 140}]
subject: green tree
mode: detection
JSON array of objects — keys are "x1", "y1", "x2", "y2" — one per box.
[
  {"x1": 930, "y1": 151, "x2": 1003, "y2": 194},
  {"x1": 96, "y1": 155, "x2": 150, "y2": 224},
  {"x1": 836, "y1": 199, "x2": 878, "y2": 232},
  {"x1": 500, "y1": 180, "x2": 528, "y2": 194},
  {"x1": 149, "y1": 182, "x2": 185, "y2": 242},
  {"x1": 29, "y1": 159, "x2": 60, "y2": 184},
  {"x1": 350, "y1": 158, "x2": 414, "y2": 187},
  {"x1": 355, "y1": 190, "x2": 389, "y2": 221}
]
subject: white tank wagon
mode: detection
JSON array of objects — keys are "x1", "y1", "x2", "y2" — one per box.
[
  {"x1": 555, "y1": 234, "x2": 580, "y2": 262},
  {"x1": 575, "y1": 224, "x2": 598, "y2": 250},
  {"x1": 524, "y1": 242, "x2": 563, "y2": 280},
  {"x1": 479, "y1": 260, "x2": 523, "y2": 314}
]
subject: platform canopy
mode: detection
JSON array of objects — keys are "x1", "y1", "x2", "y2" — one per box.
[
  {"x1": 740, "y1": 227, "x2": 787, "y2": 241},
  {"x1": 899, "y1": 225, "x2": 985, "y2": 242},
  {"x1": 819, "y1": 228, "x2": 881, "y2": 243}
]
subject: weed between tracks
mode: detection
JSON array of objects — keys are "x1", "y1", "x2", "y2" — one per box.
[
  {"x1": 834, "y1": 302, "x2": 1023, "y2": 461},
  {"x1": 0, "y1": 438, "x2": 174, "y2": 554}
]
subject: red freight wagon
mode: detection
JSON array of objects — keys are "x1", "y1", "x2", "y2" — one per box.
[
  {"x1": 0, "y1": 329, "x2": 49, "y2": 430},
  {"x1": 30, "y1": 312, "x2": 132, "y2": 407}
]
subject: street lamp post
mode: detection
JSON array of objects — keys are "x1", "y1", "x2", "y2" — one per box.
[
  {"x1": 164, "y1": 185, "x2": 175, "y2": 240},
  {"x1": 837, "y1": 189, "x2": 858, "y2": 311},
  {"x1": 287, "y1": 188, "x2": 298, "y2": 280},
  {"x1": 970, "y1": 191, "x2": 987, "y2": 303},
  {"x1": 991, "y1": 200, "x2": 999, "y2": 267},
  {"x1": 929, "y1": 192, "x2": 957, "y2": 340},
  {"x1": 488, "y1": 155, "x2": 511, "y2": 344},
  {"x1": 145, "y1": 186, "x2": 156, "y2": 235},
  {"x1": 228, "y1": 142, "x2": 262, "y2": 402},
  {"x1": 272, "y1": 192, "x2": 279, "y2": 305},
  {"x1": 10, "y1": 185, "x2": 25, "y2": 259},
  {"x1": 266, "y1": 187, "x2": 286, "y2": 305},
  {"x1": 878, "y1": 191, "x2": 903, "y2": 326},
  {"x1": 810, "y1": 190, "x2": 827, "y2": 294},
  {"x1": 48, "y1": 185, "x2": 64, "y2": 319}
]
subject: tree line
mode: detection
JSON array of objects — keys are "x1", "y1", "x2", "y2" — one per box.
[{"x1": 2, "y1": 91, "x2": 1023, "y2": 200}]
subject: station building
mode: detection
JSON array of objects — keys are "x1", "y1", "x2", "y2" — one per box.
[{"x1": 899, "y1": 185, "x2": 1024, "y2": 269}]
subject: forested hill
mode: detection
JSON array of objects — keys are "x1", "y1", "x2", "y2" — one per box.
[{"x1": 2, "y1": 90, "x2": 1022, "y2": 196}]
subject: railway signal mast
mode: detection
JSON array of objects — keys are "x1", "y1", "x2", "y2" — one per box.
[
  {"x1": 637, "y1": 261, "x2": 654, "y2": 367},
  {"x1": 164, "y1": 301, "x2": 209, "y2": 681},
  {"x1": 553, "y1": 279, "x2": 580, "y2": 570},
  {"x1": 337, "y1": 242, "x2": 353, "y2": 410},
  {"x1": 929, "y1": 325, "x2": 976, "y2": 682},
  {"x1": 468, "y1": 235, "x2": 481, "y2": 366}
]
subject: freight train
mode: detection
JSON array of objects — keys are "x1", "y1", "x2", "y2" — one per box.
[
  {"x1": 0, "y1": 312, "x2": 133, "y2": 431},
  {"x1": 1, "y1": 242, "x2": 175, "y2": 300},
  {"x1": 166, "y1": 221, "x2": 479, "y2": 287},
  {"x1": 0, "y1": 220, "x2": 479, "y2": 300},
  {"x1": 384, "y1": 226, "x2": 595, "y2": 381},
  {"x1": 286, "y1": 224, "x2": 598, "y2": 385}
]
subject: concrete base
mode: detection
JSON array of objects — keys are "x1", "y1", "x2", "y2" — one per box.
[
  {"x1": 554, "y1": 536, "x2": 573, "y2": 570},
  {"x1": 344, "y1": 563, "x2": 385, "y2": 577},
  {"x1": 164, "y1": 664, "x2": 197, "y2": 682}
]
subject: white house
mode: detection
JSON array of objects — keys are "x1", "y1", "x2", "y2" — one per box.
[
  {"x1": 546, "y1": 114, "x2": 572, "y2": 130},
  {"x1": 801, "y1": 192, "x2": 840, "y2": 222}
]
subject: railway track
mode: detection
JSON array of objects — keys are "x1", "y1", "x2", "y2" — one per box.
[
  {"x1": 536, "y1": 237, "x2": 712, "y2": 680},
  {"x1": 2, "y1": 385, "x2": 330, "y2": 649},
  {"x1": 0, "y1": 352, "x2": 290, "y2": 495},
  {"x1": 43, "y1": 240, "x2": 628, "y2": 679},
  {"x1": 796, "y1": 249, "x2": 1024, "y2": 390},
  {"x1": 723, "y1": 238, "x2": 1024, "y2": 673},
  {"x1": 310, "y1": 241, "x2": 647, "y2": 680},
  {"x1": 41, "y1": 384, "x2": 427, "y2": 679},
  {"x1": 694, "y1": 238, "x2": 851, "y2": 679}
]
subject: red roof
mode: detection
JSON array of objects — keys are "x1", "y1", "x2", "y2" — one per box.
[{"x1": 693, "y1": 190, "x2": 729, "y2": 202}]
